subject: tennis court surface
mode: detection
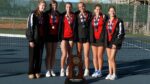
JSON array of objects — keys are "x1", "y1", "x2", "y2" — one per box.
[{"x1": 0, "y1": 34, "x2": 150, "y2": 84}]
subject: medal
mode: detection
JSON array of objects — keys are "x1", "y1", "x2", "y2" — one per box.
[
  {"x1": 108, "y1": 21, "x2": 113, "y2": 33},
  {"x1": 51, "y1": 11, "x2": 56, "y2": 30},
  {"x1": 66, "y1": 14, "x2": 72, "y2": 25},
  {"x1": 52, "y1": 25, "x2": 55, "y2": 29},
  {"x1": 79, "y1": 13, "x2": 86, "y2": 29},
  {"x1": 94, "y1": 15, "x2": 100, "y2": 32}
]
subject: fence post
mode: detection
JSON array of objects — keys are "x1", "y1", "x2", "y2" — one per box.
[
  {"x1": 147, "y1": 2, "x2": 150, "y2": 35},
  {"x1": 133, "y1": 4, "x2": 137, "y2": 34}
]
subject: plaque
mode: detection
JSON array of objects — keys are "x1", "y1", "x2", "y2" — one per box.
[{"x1": 65, "y1": 55, "x2": 87, "y2": 84}]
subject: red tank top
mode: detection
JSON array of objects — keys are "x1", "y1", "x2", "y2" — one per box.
[
  {"x1": 106, "y1": 18, "x2": 118, "y2": 42},
  {"x1": 63, "y1": 14, "x2": 74, "y2": 38},
  {"x1": 92, "y1": 15, "x2": 104, "y2": 40}
]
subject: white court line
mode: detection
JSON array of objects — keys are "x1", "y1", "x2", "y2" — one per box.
[
  {"x1": 124, "y1": 42, "x2": 150, "y2": 52},
  {"x1": 0, "y1": 33, "x2": 25, "y2": 38}
]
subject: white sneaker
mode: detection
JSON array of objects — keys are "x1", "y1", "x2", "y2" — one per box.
[
  {"x1": 109, "y1": 74, "x2": 117, "y2": 80},
  {"x1": 92, "y1": 70, "x2": 102, "y2": 78},
  {"x1": 60, "y1": 69, "x2": 65, "y2": 77},
  {"x1": 84, "y1": 69, "x2": 89, "y2": 77},
  {"x1": 46, "y1": 71, "x2": 51, "y2": 77},
  {"x1": 92, "y1": 71, "x2": 97, "y2": 77},
  {"x1": 66, "y1": 69, "x2": 69, "y2": 76},
  {"x1": 105, "y1": 74, "x2": 111, "y2": 80},
  {"x1": 51, "y1": 70, "x2": 56, "y2": 77}
]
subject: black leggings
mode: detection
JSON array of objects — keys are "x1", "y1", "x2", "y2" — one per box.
[{"x1": 28, "y1": 42, "x2": 44, "y2": 74}]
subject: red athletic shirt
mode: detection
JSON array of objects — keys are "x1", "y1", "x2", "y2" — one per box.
[
  {"x1": 106, "y1": 18, "x2": 118, "y2": 42},
  {"x1": 92, "y1": 15, "x2": 104, "y2": 40},
  {"x1": 49, "y1": 15, "x2": 59, "y2": 35},
  {"x1": 63, "y1": 15, "x2": 74, "y2": 38}
]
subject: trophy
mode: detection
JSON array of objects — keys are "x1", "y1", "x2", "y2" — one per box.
[{"x1": 65, "y1": 55, "x2": 87, "y2": 84}]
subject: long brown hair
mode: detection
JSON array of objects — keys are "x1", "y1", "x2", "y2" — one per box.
[
  {"x1": 35, "y1": 0, "x2": 46, "y2": 16},
  {"x1": 108, "y1": 6, "x2": 116, "y2": 12},
  {"x1": 108, "y1": 6, "x2": 116, "y2": 17},
  {"x1": 65, "y1": 2, "x2": 73, "y2": 8},
  {"x1": 93, "y1": 4, "x2": 102, "y2": 15},
  {"x1": 50, "y1": 0, "x2": 58, "y2": 11},
  {"x1": 78, "y1": 2, "x2": 86, "y2": 8}
]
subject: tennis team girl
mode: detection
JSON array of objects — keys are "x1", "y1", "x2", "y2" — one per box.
[
  {"x1": 105, "y1": 6, "x2": 125, "y2": 80},
  {"x1": 59, "y1": 2, "x2": 76, "y2": 77},
  {"x1": 90, "y1": 4, "x2": 106, "y2": 78},
  {"x1": 45, "y1": 1, "x2": 60, "y2": 77},
  {"x1": 26, "y1": 0, "x2": 46, "y2": 79}
]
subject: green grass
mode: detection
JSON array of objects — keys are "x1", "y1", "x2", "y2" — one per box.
[
  {"x1": 0, "y1": 28, "x2": 25, "y2": 35},
  {"x1": 126, "y1": 33, "x2": 150, "y2": 38},
  {"x1": 0, "y1": 19, "x2": 26, "y2": 24}
]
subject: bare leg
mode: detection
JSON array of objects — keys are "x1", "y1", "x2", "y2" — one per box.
[
  {"x1": 77, "y1": 42, "x2": 83, "y2": 58},
  {"x1": 106, "y1": 48, "x2": 112, "y2": 75},
  {"x1": 91, "y1": 45, "x2": 98, "y2": 71},
  {"x1": 66, "y1": 41, "x2": 74, "y2": 74},
  {"x1": 60, "y1": 40, "x2": 67, "y2": 69},
  {"x1": 83, "y1": 42, "x2": 90, "y2": 69},
  {"x1": 97, "y1": 46, "x2": 104, "y2": 71},
  {"x1": 110, "y1": 45, "x2": 117, "y2": 74}
]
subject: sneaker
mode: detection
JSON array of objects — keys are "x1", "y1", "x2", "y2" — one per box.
[
  {"x1": 51, "y1": 70, "x2": 56, "y2": 77},
  {"x1": 60, "y1": 69, "x2": 65, "y2": 77},
  {"x1": 96, "y1": 70, "x2": 102, "y2": 77},
  {"x1": 109, "y1": 74, "x2": 117, "y2": 80},
  {"x1": 84, "y1": 69, "x2": 89, "y2": 77},
  {"x1": 105, "y1": 74, "x2": 111, "y2": 80},
  {"x1": 92, "y1": 70, "x2": 102, "y2": 78},
  {"x1": 28, "y1": 74, "x2": 35, "y2": 79},
  {"x1": 46, "y1": 71, "x2": 51, "y2": 77},
  {"x1": 35, "y1": 73, "x2": 41, "y2": 79},
  {"x1": 92, "y1": 71, "x2": 97, "y2": 77},
  {"x1": 66, "y1": 69, "x2": 69, "y2": 76}
]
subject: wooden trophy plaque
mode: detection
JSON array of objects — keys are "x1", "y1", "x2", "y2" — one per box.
[{"x1": 65, "y1": 55, "x2": 87, "y2": 84}]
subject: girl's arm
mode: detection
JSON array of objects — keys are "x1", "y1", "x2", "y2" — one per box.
[
  {"x1": 26, "y1": 12, "x2": 35, "y2": 42},
  {"x1": 114, "y1": 19, "x2": 125, "y2": 45}
]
